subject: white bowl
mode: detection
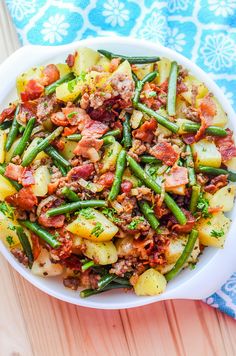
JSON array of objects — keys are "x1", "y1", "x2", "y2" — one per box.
[{"x1": 0, "y1": 37, "x2": 236, "y2": 309}]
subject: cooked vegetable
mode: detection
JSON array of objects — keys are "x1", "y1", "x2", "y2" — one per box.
[
  {"x1": 165, "y1": 230, "x2": 199, "y2": 281},
  {"x1": 61, "y1": 187, "x2": 80, "y2": 202},
  {"x1": 157, "y1": 58, "x2": 171, "y2": 84},
  {"x1": 167, "y1": 61, "x2": 178, "y2": 116},
  {"x1": 45, "y1": 72, "x2": 75, "y2": 95},
  {"x1": 73, "y1": 47, "x2": 100, "y2": 75},
  {"x1": 185, "y1": 145, "x2": 196, "y2": 186},
  {"x1": 189, "y1": 185, "x2": 201, "y2": 214},
  {"x1": 5, "y1": 105, "x2": 20, "y2": 152},
  {"x1": 83, "y1": 240, "x2": 118, "y2": 265},
  {"x1": 133, "y1": 71, "x2": 158, "y2": 105},
  {"x1": 22, "y1": 137, "x2": 48, "y2": 163},
  {"x1": 165, "y1": 234, "x2": 200, "y2": 265},
  {"x1": 0, "y1": 209, "x2": 20, "y2": 248},
  {"x1": 138, "y1": 200, "x2": 160, "y2": 231},
  {"x1": 0, "y1": 165, "x2": 21, "y2": 191},
  {"x1": 66, "y1": 134, "x2": 82, "y2": 141},
  {"x1": 140, "y1": 155, "x2": 161, "y2": 164},
  {"x1": 101, "y1": 140, "x2": 122, "y2": 173},
  {"x1": 191, "y1": 139, "x2": 221, "y2": 168},
  {"x1": 11, "y1": 117, "x2": 35, "y2": 158},
  {"x1": 80, "y1": 283, "x2": 131, "y2": 298},
  {"x1": 122, "y1": 113, "x2": 132, "y2": 149},
  {"x1": 181, "y1": 122, "x2": 227, "y2": 137},
  {"x1": 208, "y1": 185, "x2": 236, "y2": 212},
  {"x1": 21, "y1": 220, "x2": 61, "y2": 248},
  {"x1": 103, "y1": 129, "x2": 121, "y2": 138},
  {"x1": 45, "y1": 145, "x2": 71, "y2": 168},
  {"x1": 134, "y1": 269, "x2": 167, "y2": 296},
  {"x1": 16, "y1": 226, "x2": 34, "y2": 268},
  {"x1": 0, "y1": 120, "x2": 12, "y2": 130},
  {"x1": 198, "y1": 166, "x2": 236, "y2": 182},
  {"x1": 31, "y1": 248, "x2": 63, "y2": 276},
  {"x1": 31, "y1": 166, "x2": 51, "y2": 197},
  {"x1": 47, "y1": 200, "x2": 107, "y2": 217},
  {"x1": 108, "y1": 149, "x2": 126, "y2": 201},
  {"x1": 0, "y1": 131, "x2": 7, "y2": 163},
  {"x1": 181, "y1": 75, "x2": 208, "y2": 105},
  {"x1": 0, "y1": 174, "x2": 17, "y2": 200},
  {"x1": 98, "y1": 49, "x2": 160, "y2": 64}
]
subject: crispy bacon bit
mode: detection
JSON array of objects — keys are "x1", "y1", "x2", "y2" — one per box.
[
  {"x1": 21, "y1": 168, "x2": 35, "y2": 187},
  {"x1": 47, "y1": 181, "x2": 59, "y2": 195},
  {"x1": 98, "y1": 172, "x2": 114, "y2": 188},
  {"x1": 38, "y1": 213, "x2": 65, "y2": 228},
  {"x1": 31, "y1": 233, "x2": 41, "y2": 260},
  {"x1": 154, "y1": 203, "x2": 169, "y2": 219},
  {"x1": 164, "y1": 166, "x2": 189, "y2": 189},
  {"x1": 195, "y1": 95, "x2": 216, "y2": 141},
  {"x1": 36, "y1": 94, "x2": 58, "y2": 122},
  {"x1": 67, "y1": 164, "x2": 94, "y2": 181},
  {"x1": 121, "y1": 180, "x2": 133, "y2": 193},
  {"x1": 182, "y1": 134, "x2": 196, "y2": 144},
  {"x1": 204, "y1": 174, "x2": 228, "y2": 194},
  {"x1": 4, "y1": 163, "x2": 23, "y2": 181},
  {"x1": 6, "y1": 187, "x2": 38, "y2": 211},
  {"x1": 150, "y1": 142, "x2": 178, "y2": 166},
  {"x1": 170, "y1": 210, "x2": 195, "y2": 233},
  {"x1": 109, "y1": 58, "x2": 121, "y2": 72},
  {"x1": 50, "y1": 230, "x2": 72, "y2": 260},
  {"x1": 73, "y1": 137, "x2": 103, "y2": 161},
  {"x1": 66, "y1": 53, "x2": 75, "y2": 67},
  {"x1": 0, "y1": 105, "x2": 16, "y2": 123},
  {"x1": 52, "y1": 138, "x2": 65, "y2": 151},
  {"x1": 62, "y1": 106, "x2": 91, "y2": 127},
  {"x1": 133, "y1": 118, "x2": 157, "y2": 143},
  {"x1": 63, "y1": 126, "x2": 78, "y2": 136},
  {"x1": 51, "y1": 112, "x2": 68, "y2": 126},
  {"x1": 215, "y1": 129, "x2": 236, "y2": 163},
  {"x1": 81, "y1": 120, "x2": 109, "y2": 138},
  {"x1": 40, "y1": 64, "x2": 60, "y2": 86},
  {"x1": 21, "y1": 79, "x2": 44, "y2": 102}
]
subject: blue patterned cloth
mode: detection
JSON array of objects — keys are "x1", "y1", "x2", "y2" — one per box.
[{"x1": 5, "y1": 0, "x2": 236, "y2": 318}]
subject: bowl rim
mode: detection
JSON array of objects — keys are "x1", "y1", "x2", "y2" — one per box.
[{"x1": 0, "y1": 36, "x2": 236, "y2": 309}]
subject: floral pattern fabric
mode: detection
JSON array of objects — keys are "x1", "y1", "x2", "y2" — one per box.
[{"x1": 5, "y1": 0, "x2": 236, "y2": 318}]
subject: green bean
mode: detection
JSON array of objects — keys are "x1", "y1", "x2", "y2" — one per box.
[
  {"x1": 198, "y1": 166, "x2": 236, "y2": 182},
  {"x1": 127, "y1": 155, "x2": 187, "y2": 225},
  {"x1": 0, "y1": 164, "x2": 22, "y2": 191},
  {"x1": 66, "y1": 134, "x2": 82, "y2": 141},
  {"x1": 80, "y1": 283, "x2": 132, "y2": 298},
  {"x1": 108, "y1": 149, "x2": 126, "y2": 201},
  {"x1": 103, "y1": 129, "x2": 121, "y2": 138},
  {"x1": 81, "y1": 260, "x2": 95, "y2": 272},
  {"x1": 167, "y1": 61, "x2": 178, "y2": 116},
  {"x1": 135, "y1": 103, "x2": 179, "y2": 133},
  {"x1": 138, "y1": 200, "x2": 160, "y2": 231},
  {"x1": 45, "y1": 72, "x2": 75, "y2": 95},
  {"x1": 122, "y1": 113, "x2": 132, "y2": 149},
  {"x1": 47, "y1": 200, "x2": 107, "y2": 217},
  {"x1": 22, "y1": 126, "x2": 63, "y2": 166},
  {"x1": 103, "y1": 135, "x2": 115, "y2": 146},
  {"x1": 133, "y1": 71, "x2": 158, "y2": 105},
  {"x1": 97, "y1": 273, "x2": 117, "y2": 290},
  {"x1": 21, "y1": 220, "x2": 61, "y2": 248},
  {"x1": 132, "y1": 71, "x2": 139, "y2": 85},
  {"x1": 5, "y1": 105, "x2": 20, "y2": 152},
  {"x1": 97, "y1": 49, "x2": 160, "y2": 64},
  {"x1": 190, "y1": 185, "x2": 201, "y2": 214},
  {"x1": 140, "y1": 155, "x2": 161, "y2": 164},
  {"x1": 19, "y1": 126, "x2": 25, "y2": 134},
  {"x1": 185, "y1": 145, "x2": 196, "y2": 186},
  {"x1": 0, "y1": 120, "x2": 12, "y2": 130},
  {"x1": 53, "y1": 159, "x2": 68, "y2": 176},
  {"x1": 61, "y1": 187, "x2": 80, "y2": 202},
  {"x1": 165, "y1": 229, "x2": 198, "y2": 281},
  {"x1": 182, "y1": 122, "x2": 227, "y2": 137},
  {"x1": 44, "y1": 145, "x2": 71, "y2": 168},
  {"x1": 12, "y1": 117, "x2": 35, "y2": 158},
  {"x1": 16, "y1": 226, "x2": 34, "y2": 268}
]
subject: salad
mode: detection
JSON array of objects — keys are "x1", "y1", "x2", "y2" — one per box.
[{"x1": 0, "y1": 47, "x2": 235, "y2": 298}]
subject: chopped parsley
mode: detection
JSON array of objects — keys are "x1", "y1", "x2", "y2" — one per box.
[
  {"x1": 6, "y1": 236, "x2": 14, "y2": 246},
  {"x1": 102, "y1": 207, "x2": 121, "y2": 223},
  {"x1": 196, "y1": 193, "x2": 211, "y2": 218},
  {"x1": 128, "y1": 217, "x2": 145, "y2": 230},
  {"x1": 80, "y1": 208, "x2": 95, "y2": 220},
  {"x1": 67, "y1": 111, "x2": 78, "y2": 119},
  {"x1": 91, "y1": 222, "x2": 104, "y2": 238},
  {"x1": 107, "y1": 149, "x2": 113, "y2": 158},
  {"x1": 210, "y1": 229, "x2": 224, "y2": 238},
  {"x1": 8, "y1": 223, "x2": 16, "y2": 232},
  {"x1": 0, "y1": 202, "x2": 14, "y2": 219},
  {"x1": 147, "y1": 91, "x2": 157, "y2": 98}
]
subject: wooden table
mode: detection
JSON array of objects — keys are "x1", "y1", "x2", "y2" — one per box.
[{"x1": 0, "y1": 3, "x2": 235, "y2": 355}]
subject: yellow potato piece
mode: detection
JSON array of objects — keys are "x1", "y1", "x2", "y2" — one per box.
[
  {"x1": 225, "y1": 157, "x2": 236, "y2": 172},
  {"x1": 56, "y1": 79, "x2": 84, "y2": 102},
  {"x1": 191, "y1": 139, "x2": 221, "y2": 169},
  {"x1": 16, "y1": 66, "x2": 44, "y2": 95},
  {"x1": 31, "y1": 166, "x2": 51, "y2": 197},
  {"x1": 196, "y1": 96, "x2": 228, "y2": 128},
  {"x1": 165, "y1": 184, "x2": 186, "y2": 196},
  {"x1": 5, "y1": 137, "x2": 21, "y2": 163},
  {"x1": 0, "y1": 174, "x2": 17, "y2": 200},
  {"x1": 31, "y1": 248, "x2": 64, "y2": 277},
  {"x1": 166, "y1": 235, "x2": 200, "y2": 265},
  {"x1": 134, "y1": 268, "x2": 167, "y2": 296},
  {"x1": 61, "y1": 139, "x2": 77, "y2": 160},
  {"x1": 0, "y1": 210, "x2": 20, "y2": 248},
  {"x1": 66, "y1": 208, "x2": 118, "y2": 242},
  {"x1": 72, "y1": 47, "x2": 100, "y2": 75},
  {"x1": 0, "y1": 130, "x2": 6, "y2": 163},
  {"x1": 83, "y1": 240, "x2": 118, "y2": 265},
  {"x1": 56, "y1": 63, "x2": 71, "y2": 77},
  {"x1": 209, "y1": 185, "x2": 236, "y2": 212},
  {"x1": 96, "y1": 56, "x2": 111, "y2": 71},
  {"x1": 133, "y1": 63, "x2": 154, "y2": 80},
  {"x1": 176, "y1": 118, "x2": 196, "y2": 134},
  {"x1": 110, "y1": 60, "x2": 133, "y2": 81},
  {"x1": 181, "y1": 75, "x2": 208, "y2": 106},
  {"x1": 101, "y1": 140, "x2": 122, "y2": 173},
  {"x1": 157, "y1": 58, "x2": 171, "y2": 85}
]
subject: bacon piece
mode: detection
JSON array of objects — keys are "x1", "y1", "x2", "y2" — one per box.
[
  {"x1": 52, "y1": 138, "x2": 65, "y2": 151},
  {"x1": 164, "y1": 166, "x2": 189, "y2": 189},
  {"x1": 38, "y1": 213, "x2": 65, "y2": 228},
  {"x1": 182, "y1": 134, "x2": 196, "y2": 144},
  {"x1": 98, "y1": 172, "x2": 114, "y2": 188},
  {"x1": 6, "y1": 187, "x2": 38, "y2": 211},
  {"x1": 215, "y1": 129, "x2": 236, "y2": 163},
  {"x1": 50, "y1": 229, "x2": 72, "y2": 260},
  {"x1": 195, "y1": 95, "x2": 216, "y2": 141},
  {"x1": 36, "y1": 94, "x2": 58, "y2": 122},
  {"x1": 62, "y1": 106, "x2": 91, "y2": 127},
  {"x1": 204, "y1": 174, "x2": 228, "y2": 194},
  {"x1": 4, "y1": 163, "x2": 23, "y2": 181},
  {"x1": 31, "y1": 233, "x2": 41, "y2": 260},
  {"x1": 21, "y1": 169, "x2": 35, "y2": 187},
  {"x1": 41, "y1": 64, "x2": 60, "y2": 86},
  {"x1": 21, "y1": 79, "x2": 44, "y2": 102},
  {"x1": 170, "y1": 210, "x2": 195, "y2": 233},
  {"x1": 63, "y1": 126, "x2": 78, "y2": 136},
  {"x1": 67, "y1": 164, "x2": 94, "y2": 181},
  {"x1": 47, "y1": 181, "x2": 59, "y2": 195},
  {"x1": 51, "y1": 112, "x2": 68, "y2": 126},
  {"x1": 66, "y1": 54, "x2": 75, "y2": 67},
  {"x1": 73, "y1": 137, "x2": 103, "y2": 161},
  {"x1": 133, "y1": 118, "x2": 157, "y2": 143},
  {"x1": 121, "y1": 180, "x2": 133, "y2": 193},
  {"x1": 150, "y1": 142, "x2": 178, "y2": 166},
  {"x1": 81, "y1": 120, "x2": 108, "y2": 138},
  {"x1": 0, "y1": 105, "x2": 16, "y2": 123},
  {"x1": 109, "y1": 58, "x2": 121, "y2": 72}
]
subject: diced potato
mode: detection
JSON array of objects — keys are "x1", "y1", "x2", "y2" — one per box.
[
  {"x1": 165, "y1": 184, "x2": 186, "y2": 196},
  {"x1": 56, "y1": 78, "x2": 85, "y2": 102},
  {"x1": 196, "y1": 96, "x2": 228, "y2": 127},
  {"x1": 71, "y1": 235, "x2": 83, "y2": 254},
  {"x1": 157, "y1": 58, "x2": 171, "y2": 84},
  {"x1": 72, "y1": 47, "x2": 100, "y2": 75},
  {"x1": 181, "y1": 75, "x2": 208, "y2": 106},
  {"x1": 133, "y1": 63, "x2": 154, "y2": 80},
  {"x1": 157, "y1": 263, "x2": 175, "y2": 275},
  {"x1": 225, "y1": 157, "x2": 236, "y2": 172},
  {"x1": 56, "y1": 63, "x2": 71, "y2": 77},
  {"x1": 122, "y1": 168, "x2": 139, "y2": 188},
  {"x1": 209, "y1": 185, "x2": 236, "y2": 212},
  {"x1": 110, "y1": 60, "x2": 133, "y2": 81},
  {"x1": 61, "y1": 138, "x2": 77, "y2": 160},
  {"x1": 86, "y1": 70, "x2": 111, "y2": 91},
  {"x1": 176, "y1": 118, "x2": 195, "y2": 134},
  {"x1": 134, "y1": 268, "x2": 167, "y2": 296},
  {"x1": 5, "y1": 137, "x2": 21, "y2": 163},
  {"x1": 191, "y1": 139, "x2": 221, "y2": 169},
  {"x1": 66, "y1": 208, "x2": 119, "y2": 242},
  {"x1": 32, "y1": 248, "x2": 64, "y2": 277},
  {"x1": 31, "y1": 166, "x2": 51, "y2": 197},
  {"x1": 16, "y1": 66, "x2": 44, "y2": 94},
  {"x1": 83, "y1": 240, "x2": 118, "y2": 265},
  {"x1": 0, "y1": 130, "x2": 6, "y2": 163},
  {"x1": 0, "y1": 210, "x2": 20, "y2": 248},
  {"x1": 130, "y1": 110, "x2": 143, "y2": 129},
  {"x1": 0, "y1": 174, "x2": 17, "y2": 200},
  {"x1": 196, "y1": 212, "x2": 230, "y2": 248},
  {"x1": 101, "y1": 140, "x2": 122, "y2": 173},
  {"x1": 166, "y1": 235, "x2": 200, "y2": 264},
  {"x1": 22, "y1": 137, "x2": 48, "y2": 163},
  {"x1": 115, "y1": 236, "x2": 135, "y2": 257},
  {"x1": 96, "y1": 56, "x2": 111, "y2": 71},
  {"x1": 175, "y1": 97, "x2": 189, "y2": 119}
]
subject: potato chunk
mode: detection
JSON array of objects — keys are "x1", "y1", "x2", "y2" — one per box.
[
  {"x1": 72, "y1": 47, "x2": 100, "y2": 75},
  {"x1": 181, "y1": 75, "x2": 208, "y2": 106},
  {"x1": 0, "y1": 131, "x2": 6, "y2": 163},
  {"x1": 22, "y1": 137, "x2": 48, "y2": 163},
  {"x1": 5, "y1": 137, "x2": 21, "y2": 163},
  {"x1": 31, "y1": 166, "x2": 51, "y2": 197},
  {"x1": 157, "y1": 58, "x2": 171, "y2": 84},
  {"x1": 0, "y1": 174, "x2": 17, "y2": 200},
  {"x1": 61, "y1": 139, "x2": 77, "y2": 160},
  {"x1": 32, "y1": 248, "x2": 64, "y2": 277},
  {"x1": 0, "y1": 210, "x2": 20, "y2": 248},
  {"x1": 134, "y1": 268, "x2": 167, "y2": 296},
  {"x1": 166, "y1": 235, "x2": 200, "y2": 264},
  {"x1": 84, "y1": 240, "x2": 118, "y2": 265},
  {"x1": 191, "y1": 139, "x2": 221, "y2": 168},
  {"x1": 66, "y1": 208, "x2": 118, "y2": 242},
  {"x1": 16, "y1": 66, "x2": 44, "y2": 94},
  {"x1": 101, "y1": 140, "x2": 122, "y2": 173},
  {"x1": 196, "y1": 212, "x2": 230, "y2": 248},
  {"x1": 209, "y1": 185, "x2": 236, "y2": 212},
  {"x1": 56, "y1": 78, "x2": 84, "y2": 102}
]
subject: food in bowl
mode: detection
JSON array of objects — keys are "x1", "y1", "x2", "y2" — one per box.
[{"x1": 0, "y1": 47, "x2": 235, "y2": 298}]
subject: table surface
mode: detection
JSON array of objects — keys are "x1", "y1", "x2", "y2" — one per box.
[{"x1": 0, "y1": 3, "x2": 236, "y2": 356}]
